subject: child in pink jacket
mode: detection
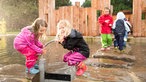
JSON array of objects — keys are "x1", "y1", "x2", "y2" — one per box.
[{"x1": 13, "y1": 18, "x2": 47, "y2": 74}]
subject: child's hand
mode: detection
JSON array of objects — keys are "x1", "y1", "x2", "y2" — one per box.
[
  {"x1": 105, "y1": 20, "x2": 110, "y2": 23},
  {"x1": 42, "y1": 48, "x2": 47, "y2": 54},
  {"x1": 109, "y1": 24, "x2": 112, "y2": 26},
  {"x1": 58, "y1": 39, "x2": 64, "y2": 43},
  {"x1": 57, "y1": 34, "x2": 65, "y2": 43}
]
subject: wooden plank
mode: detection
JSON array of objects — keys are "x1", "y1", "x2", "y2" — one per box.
[
  {"x1": 64, "y1": 6, "x2": 68, "y2": 20},
  {"x1": 70, "y1": 6, "x2": 74, "y2": 25},
  {"x1": 38, "y1": 0, "x2": 44, "y2": 18},
  {"x1": 96, "y1": 0, "x2": 101, "y2": 10},
  {"x1": 51, "y1": 10, "x2": 56, "y2": 35},
  {"x1": 63, "y1": 6, "x2": 72, "y2": 25},
  {"x1": 91, "y1": 8, "x2": 98, "y2": 36},
  {"x1": 59, "y1": 7, "x2": 65, "y2": 20},
  {"x1": 91, "y1": 0, "x2": 97, "y2": 9},
  {"x1": 79, "y1": 8, "x2": 85, "y2": 35},
  {"x1": 75, "y1": 2, "x2": 80, "y2": 7},
  {"x1": 84, "y1": 8, "x2": 89, "y2": 36},
  {"x1": 87, "y1": 8, "x2": 92, "y2": 36},
  {"x1": 47, "y1": 0, "x2": 55, "y2": 36},
  {"x1": 73, "y1": 6, "x2": 80, "y2": 31},
  {"x1": 55, "y1": 10, "x2": 59, "y2": 27},
  {"x1": 95, "y1": 0, "x2": 111, "y2": 13},
  {"x1": 142, "y1": 0, "x2": 146, "y2": 8},
  {"x1": 44, "y1": 0, "x2": 48, "y2": 14},
  {"x1": 133, "y1": 0, "x2": 142, "y2": 36},
  {"x1": 142, "y1": 20, "x2": 146, "y2": 36}
]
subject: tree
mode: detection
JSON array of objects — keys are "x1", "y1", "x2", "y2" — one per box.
[
  {"x1": 0, "y1": 0, "x2": 38, "y2": 32},
  {"x1": 55, "y1": 0, "x2": 72, "y2": 9},
  {"x1": 111, "y1": 0, "x2": 133, "y2": 14},
  {"x1": 81, "y1": 0, "x2": 91, "y2": 8}
]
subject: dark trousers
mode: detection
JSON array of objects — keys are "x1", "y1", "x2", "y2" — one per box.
[{"x1": 114, "y1": 34, "x2": 124, "y2": 51}]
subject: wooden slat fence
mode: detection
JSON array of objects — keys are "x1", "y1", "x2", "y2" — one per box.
[{"x1": 39, "y1": 0, "x2": 146, "y2": 37}]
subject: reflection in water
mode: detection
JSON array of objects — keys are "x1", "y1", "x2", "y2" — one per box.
[
  {"x1": 0, "y1": 36, "x2": 6, "y2": 49},
  {"x1": 0, "y1": 36, "x2": 100, "y2": 65},
  {"x1": 0, "y1": 36, "x2": 7, "y2": 65},
  {"x1": 0, "y1": 36, "x2": 146, "y2": 67},
  {"x1": 0, "y1": 35, "x2": 25, "y2": 65}
]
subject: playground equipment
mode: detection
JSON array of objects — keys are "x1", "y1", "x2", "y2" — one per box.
[{"x1": 38, "y1": 40, "x2": 72, "y2": 82}]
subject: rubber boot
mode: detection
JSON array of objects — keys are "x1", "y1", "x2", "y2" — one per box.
[
  {"x1": 26, "y1": 64, "x2": 39, "y2": 72},
  {"x1": 34, "y1": 64, "x2": 39, "y2": 69},
  {"x1": 26, "y1": 67, "x2": 39, "y2": 74},
  {"x1": 76, "y1": 62, "x2": 87, "y2": 76}
]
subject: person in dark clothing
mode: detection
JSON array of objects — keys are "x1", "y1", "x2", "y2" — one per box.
[
  {"x1": 55, "y1": 20, "x2": 90, "y2": 76},
  {"x1": 123, "y1": 18, "x2": 132, "y2": 47},
  {"x1": 112, "y1": 12, "x2": 130, "y2": 52}
]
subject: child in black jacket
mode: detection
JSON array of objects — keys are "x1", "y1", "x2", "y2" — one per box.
[{"x1": 55, "y1": 20, "x2": 90, "y2": 76}]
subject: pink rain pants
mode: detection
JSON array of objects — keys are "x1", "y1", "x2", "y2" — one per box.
[
  {"x1": 18, "y1": 46, "x2": 38, "y2": 69},
  {"x1": 63, "y1": 51, "x2": 86, "y2": 66}
]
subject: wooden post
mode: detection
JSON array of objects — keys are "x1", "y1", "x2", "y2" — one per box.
[
  {"x1": 70, "y1": 6, "x2": 74, "y2": 25},
  {"x1": 91, "y1": 0, "x2": 97, "y2": 9},
  {"x1": 142, "y1": 20, "x2": 146, "y2": 36},
  {"x1": 75, "y1": 2, "x2": 80, "y2": 7},
  {"x1": 79, "y1": 8, "x2": 86, "y2": 35},
  {"x1": 133, "y1": 0, "x2": 142, "y2": 36},
  {"x1": 92, "y1": 0, "x2": 111, "y2": 10},
  {"x1": 38, "y1": 0, "x2": 45, "y2": 18},
  {"x1": 91, "y1": 8, "x2": 98, "y2": 36},
  {"x1": 84, "y1": 8, "x2": 88, "y2": 36},
  {"x1": 142, "y1": 0, "x2": 146, "y2": 9},
  {"x1": 73, "y1": 6, "x2": 80, "y2": 31},
  {"x1": 142, "y1": 0, "x2": 146, "y2": 36},
  {"x1": 87, "y1": 8, "x2": 92, "y2": 36}
]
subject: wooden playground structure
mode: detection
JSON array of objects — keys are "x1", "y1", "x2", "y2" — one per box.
[{"x1": 39, "y1": 0, "x2": 146, "y2": 37}]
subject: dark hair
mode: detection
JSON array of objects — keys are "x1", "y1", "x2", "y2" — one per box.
[{"x1": 31, "y1": 18, "x2": 48, "y2": 39}]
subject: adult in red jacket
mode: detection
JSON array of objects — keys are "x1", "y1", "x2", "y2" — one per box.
[{"x1": 98, "y1": 7, "x2": 113, "y2": 50}]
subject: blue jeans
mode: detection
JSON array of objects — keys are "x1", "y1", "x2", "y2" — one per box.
[
  {"x1": 123, "y1": 32, "x2": 128, "y2": 47},
  {"x1": 114, "y1": 33, "x2": 125, "y2": 51},
  {"x1": 114, "y1": 31, "x2": 128, "y2": 48}
]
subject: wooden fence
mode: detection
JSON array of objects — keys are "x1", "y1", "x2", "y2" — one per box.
[
  {"x1": 132, "y1": 0, "x2": 146, "y2": 37},
  {"x1": 39, "y1": 0, "x2": 146, "y2": 37},
  {"x1": 39, "y1": 0, "x2": 111, "y2": 36},
  {"x1": 54, "y1": 6, "x2": 98, "y2": 36}
]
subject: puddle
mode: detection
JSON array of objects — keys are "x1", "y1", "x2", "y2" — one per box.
[{"x1": 0, "y1": 35, "x2": 146, "y2": 82}]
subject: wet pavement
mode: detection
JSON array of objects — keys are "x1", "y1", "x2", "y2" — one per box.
[{"x1": 0, "y1": 35, "x2": 146, "y2": 82}]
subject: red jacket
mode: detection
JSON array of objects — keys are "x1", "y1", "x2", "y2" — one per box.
[{"x1": 98, "y1": 14, "x2": 113, "y2": 34}]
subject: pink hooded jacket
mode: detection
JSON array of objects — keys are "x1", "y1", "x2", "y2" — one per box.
[{"x1": 13, "y1": 26, "x2": 43, "y2": 54}]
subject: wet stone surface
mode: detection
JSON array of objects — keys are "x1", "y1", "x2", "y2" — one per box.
[
  {"x1": 72, "y1": 47, "x2": 139, "y2": 82},
  {"x1": 0, "y1": 36, "x2": 146, "y2": 82},
  {"x1": 74, "y1": 67, "x2": 133, "y2": 82},
  {"x1": 0, "y1": 64, "x2": 33, "y2": 82}
]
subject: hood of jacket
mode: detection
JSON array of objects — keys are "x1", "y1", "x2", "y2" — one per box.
[
  {"x1": 68, "y1": 29, "x2": 82, "y2": 38},
  {"x1": 116, "y1": 12, "x2": 125, "y2": 20}
]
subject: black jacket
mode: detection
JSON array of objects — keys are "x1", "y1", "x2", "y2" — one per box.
[{"x1": 61, "y1": 29, "x2": 90, "y2": 58}]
